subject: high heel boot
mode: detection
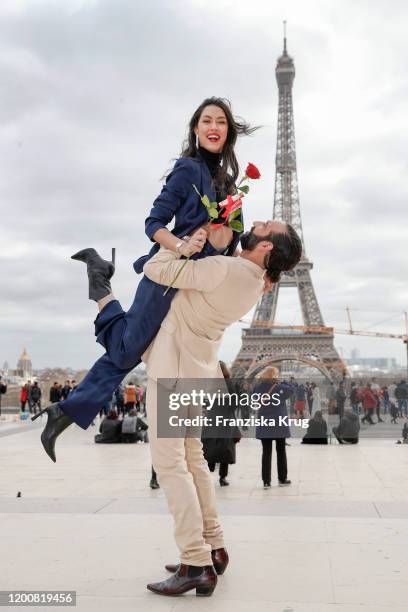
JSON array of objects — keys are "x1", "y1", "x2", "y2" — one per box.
[
  {"x1": 31, "y1": 403, "x2": 73, "y2": 463},
  {"x1": 71, "y1": 248, "x2": 115, "y2": 301}
]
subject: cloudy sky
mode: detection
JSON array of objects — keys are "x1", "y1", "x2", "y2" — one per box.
[{"x1": 0, "y1": 0, "x2": 407, "y2": 371}]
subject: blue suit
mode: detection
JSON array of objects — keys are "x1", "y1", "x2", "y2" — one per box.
[{"x1": 61, "y1": 155, "x2": 242, "y2": 429}]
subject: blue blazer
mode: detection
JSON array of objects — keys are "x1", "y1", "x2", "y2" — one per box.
[
  {"x1": 96, "y1": 155, "x2": 244, "y2": 368},
  {"x1": 133, "y1": 155, "x2": 242, "y2": 273}
]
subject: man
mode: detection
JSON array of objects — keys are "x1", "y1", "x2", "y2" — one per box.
[
  {"x1": 33, "y1": 218, "x2": 301, "y2": 595},
  {"x1": 30, "y1": 381, "x2": 42, "y2": 415},
  {"x1": 336, "y1": 381, "x2": 347, "y2": 420},
  {"x1": 138, "y1": 220, "x2": 302, "y2": 596},
  {"x1": 61, "y1": 380, "x2": 72, "y2": 401},
  {"x1": 395, "y1": 380, "x2": 408, "y2": 417},
  {"x1": 49, "y1": 382, "x2": 62, "y2": 404}
]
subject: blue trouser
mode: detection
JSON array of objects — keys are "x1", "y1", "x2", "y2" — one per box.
[{"x1": 60, "y1": 276, "x2": 177, "y2": 429}]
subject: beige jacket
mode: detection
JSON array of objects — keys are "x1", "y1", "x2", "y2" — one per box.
[{"x1": 142, "y1": 248, "x2": 265, "y2": 381}]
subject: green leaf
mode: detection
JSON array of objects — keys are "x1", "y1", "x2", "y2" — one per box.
[
  {"x1": 208, "y1": 208, "x2": 219, "y2": 219},
  {"x1": 229, "y1": 208, "x2": 242, "y2": 221},
  {"x1": 229, "y1": 220, "x2": 244, "y2": 232},
  {"x1": 238, "y1": 185, "x2": 249, "y2": 194},
  {"x1": 202, "y1": 195, "x2": 210, "y2": 207},
  {"x1": 209, "y1": 201, "x2": 218, "y2": 208}
]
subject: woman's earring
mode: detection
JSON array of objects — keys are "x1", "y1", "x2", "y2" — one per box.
[{"x1": 195, "y1": 134, "x2": 199, "y2": 149}]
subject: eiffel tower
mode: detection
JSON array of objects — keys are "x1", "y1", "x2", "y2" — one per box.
[{"x1": 232, "y1": 28, "x2": 346, "y2": 380}]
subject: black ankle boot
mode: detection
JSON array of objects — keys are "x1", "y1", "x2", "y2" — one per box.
[
  {"x1": 71, "y1": 248, "x2": 115, "y2": 301},
  {"x1": 32, "y1": 403, "x2": 73, "y2": 463}
]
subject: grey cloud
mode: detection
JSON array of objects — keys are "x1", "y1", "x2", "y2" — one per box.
[{"x1": 0, "y1": 0, "x2": 407, "y2": 369}]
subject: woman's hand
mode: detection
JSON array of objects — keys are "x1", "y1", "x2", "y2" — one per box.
[
  {"x1": 204, "y1": 222, "x2": 233, "y2": 250},
  {"x1": 179, "y1": 228, "x2": 207, "y2": 257}
]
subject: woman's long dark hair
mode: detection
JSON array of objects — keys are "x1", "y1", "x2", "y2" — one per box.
[{"x1": 180, "y1": 97, "x2": 259, "y2": 194}]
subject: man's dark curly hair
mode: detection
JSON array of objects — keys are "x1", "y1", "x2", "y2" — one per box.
[{"x1": 265, "y1": 224, "x2": 303, "y2": 283}]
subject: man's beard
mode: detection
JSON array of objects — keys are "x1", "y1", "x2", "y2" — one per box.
[
  {"x1": 240, "y1": 228, "x2": 273, "y2": 272},
  {"x1": 240, "y1": 228, "x2": 273, "y2": 251}
]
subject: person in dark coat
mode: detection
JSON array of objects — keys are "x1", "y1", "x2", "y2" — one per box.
[
  {"x1": 61, "y1": 380, "x2": 72, "y2": 400},
  {"x1": 254, "y1": 366, "x2": 293, "y2": 488},
  {"x1": 30, "y1": 382, "x2": 42, "y2": 415},
  {"x1": 202, "y1": 362, "x2": 240, "y2": 487},
  {"x1": 332, "y1": 410, "x2": 360, "y2": 444},
  {"x1": 301, "y1": 410, "x2": 328, "y2": 444},
  {"x1": 336, "y1": 382, "x2": 347, "y2": 419},
  {"x1": 49, "y1": 382, "x2": 62, "y2": 404},
  {"x1": 390, "y1": 401, "x2": 399, "y2": 424},
  {"x1": 94, "y1": 410, "x2": 122, "y2": 443},
  {"x1": 306, "y1": 382, "x2": 314, "y2": 415}
]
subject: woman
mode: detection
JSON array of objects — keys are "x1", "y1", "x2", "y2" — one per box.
[
  {"x1": 254, "y1": 366, "x2": 293, "y2": 489},
  {"x1": 33, "y1": 97, "x2": 258, "y2": 462}
]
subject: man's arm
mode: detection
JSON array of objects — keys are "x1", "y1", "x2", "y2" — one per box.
[{"x1": 143, "y1": 247, "x2": 228, "y2": 293}]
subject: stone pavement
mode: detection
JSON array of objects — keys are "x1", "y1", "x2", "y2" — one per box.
[{"x1": 1, "y1": 417, "x2": 408, "y2": 611}]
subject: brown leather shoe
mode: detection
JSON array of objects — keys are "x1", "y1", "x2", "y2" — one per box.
[
  {"x1": 147, "y1": 563, "x2": 217, "y2": 597},
  {"x1": 165, "y1": 547, "x2": 229, "y2": 576}
]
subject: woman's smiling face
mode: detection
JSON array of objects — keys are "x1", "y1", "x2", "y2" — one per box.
[{"x1": 194, "y1": 104, "x2": 228, "y2": 153}]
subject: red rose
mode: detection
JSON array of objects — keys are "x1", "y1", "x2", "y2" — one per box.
[{"x1": 245, "y1": 163, "x2": 261, "y2": 180}]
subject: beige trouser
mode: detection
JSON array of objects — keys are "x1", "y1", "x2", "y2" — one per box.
[{"x1": 146, "y1": 377, "x2": 225, "y2": 566}]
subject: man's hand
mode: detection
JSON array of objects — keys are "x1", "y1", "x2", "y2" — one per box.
[{"x1": 179, "y1": 228, "x2": 207, "y2": 257}]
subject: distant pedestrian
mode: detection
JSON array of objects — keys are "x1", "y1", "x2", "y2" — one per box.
[
  {"x1": 124, "y1": 382, "x2": 137, "y2": 414},
  {"x1": 349, "y1": 382, "x2": 360, "y2": 415},
  {"x1": 311, "y1": 382, "x2": 321, "y2": 413},
  {"x1": 113, "y1": 385, "x2": 125, "y2": 416},
  {"x1": 49, "y1": 382, "x2": 62, "y2": 404},
  {"x1": 361, "y1": 384, "x2": 376, "y2": 425},
  {"x1": 381, "y1": 386, "x2": 390, "y2": 414},
  {"x1": 30, "y1": 382, "x2": 42, "y2": 415},
  {"x1": 327, "y1": 382, "x2": 337, "y2": 414},
  {"x1": 336, "y1": 382, "x2": 347, "y2": 419},
  {"x1": 61, "y1": 380, "x2": 72, "y2": 400},
  {"x1": 395, "y1": 380, "x2": 408, "y2": 417},
  {"x1": 20, "y1": 385, "x2": 28, "y2": 412},
  {"x1": 306, "y1": 382, "x2": 314, "y2": 415},
  {"x1": 289, "y1": 377, "x2": 296, "y2": 416},
  {"x1": 389, "y1": 401, "x2": 399, "y2": 424},
  {"x1": 254, "y1": 366, "x2": 293, "y2": 488},
  {"x1": 202, "y1": 362, "x2": 240, "y2": 487},
  {"x1": 295, "y1": 383, "x2": 306, "y2": 417}
]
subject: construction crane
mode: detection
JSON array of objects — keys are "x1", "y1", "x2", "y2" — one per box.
[{"x1": 238, "y1": 309, "x2": 408, "y2": 375}]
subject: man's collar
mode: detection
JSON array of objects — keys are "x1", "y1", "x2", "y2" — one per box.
[{"x1": 237, "y1": 255, "x2": 266, "y2": 279}]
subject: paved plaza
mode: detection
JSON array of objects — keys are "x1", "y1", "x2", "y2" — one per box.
[{"x1": 1, "y1": 416, "x2": 408, "y2": 611}]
